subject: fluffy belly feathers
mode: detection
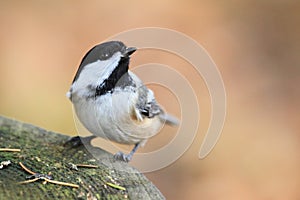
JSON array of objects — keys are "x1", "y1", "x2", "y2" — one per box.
[{"x1": 73, "y1": 91, "x2": 163, "y2": 145}]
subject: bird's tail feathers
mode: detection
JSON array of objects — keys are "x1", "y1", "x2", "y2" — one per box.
[{"x1": 160, "y1": 114, "x2": 180, "y2": 126}]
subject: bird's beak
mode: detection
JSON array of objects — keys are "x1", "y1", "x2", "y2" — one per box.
[{"x1": 124, "y1": 47, "x2": 137, "y2": 56}]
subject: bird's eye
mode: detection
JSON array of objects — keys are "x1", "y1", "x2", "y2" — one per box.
[{"x1": 101, "y1": 53, "x2": 109, "y2": 59}]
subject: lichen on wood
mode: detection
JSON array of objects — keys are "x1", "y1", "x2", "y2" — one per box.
[{"x1": 0, "y1": 115, "x2": 165, "y2": 200}]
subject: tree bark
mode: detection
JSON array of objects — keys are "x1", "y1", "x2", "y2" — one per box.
[{"x1": 0, "y1": 115, "x2": 165, "y2": 200}]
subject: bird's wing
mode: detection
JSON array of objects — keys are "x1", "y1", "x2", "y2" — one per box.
[
  {"x1": 135, "y1": 87, "x2": 179, "y2": 125},
  {"x1": 135, "y1": 86, "x2": 161, "y2": 119},
  {"x1": 129, "y1": 71, "x2": 180, "y2": 125},
  {"x1": 136, "y1": 86, "x2": 162, "y2": 118}
]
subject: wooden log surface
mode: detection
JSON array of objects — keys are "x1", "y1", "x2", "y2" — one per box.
[{"x1": 0, "y1": 115, "x2": 165, "y2": 200}]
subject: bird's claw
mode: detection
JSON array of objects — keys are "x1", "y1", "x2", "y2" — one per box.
[
  {"x1": 113, "y1": 152, "x2": 132, "y2": 162},
  {"x1": 64, "y1": 135, "x2": 96, "y2": 147}
]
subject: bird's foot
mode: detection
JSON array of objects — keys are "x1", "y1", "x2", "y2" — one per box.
[
  {"x1": 113, "y1": 152, "x2": 133, "y2": 162},
  {"x1": 113, "y1": 143, "x2": 140, "y2": 162},
  {"x1": 64, "y1": 135, "x2": 96, "y2": 147}
]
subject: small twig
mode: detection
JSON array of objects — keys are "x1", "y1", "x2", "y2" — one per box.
[
  {"x1": 19, "y1": 162, "x2": 35, "y2": 175},
  {"x1": 18, "y1": 162, "x2": 79, "y2": 188},
  {"x1": 18, "y1": 178, "x2": 39, "y2": 184},
  {"x1": 106, "y1": 182, "x2": 126, "y2": 191},
  {"x1": 0, "y1": 148, "x2": 21, "y2": 152},
  {"x1": 76, "y1": 164, "x2": 98, "y2": 168},
  {"x1": 46, "y1": 179, "x2": 79, "y2": 188},
  {"x1": 68, "y1": 163, "x2": 98, "y2": 171}
]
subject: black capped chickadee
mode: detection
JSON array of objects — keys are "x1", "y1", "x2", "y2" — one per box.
[{"x1": 67, "y1": 41, "x2": 179, "y2": 162}]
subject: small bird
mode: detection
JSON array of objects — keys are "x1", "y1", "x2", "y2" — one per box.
[{"x1": 67, "y1": 41, "x2": 179, "y2": 162}]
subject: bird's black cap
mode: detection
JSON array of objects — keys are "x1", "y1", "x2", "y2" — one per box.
[{"x1": 72, "y1": 41, "x2": 136, "y2": 83}]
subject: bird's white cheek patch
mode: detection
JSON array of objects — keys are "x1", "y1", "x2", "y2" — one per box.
[{"x1": 72, "y1": 52, "x2": 122, "y2": 94}]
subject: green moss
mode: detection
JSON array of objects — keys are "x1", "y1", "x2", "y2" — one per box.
[{"x1": 0, "y1": 116, "x2": 165, "y2": 200}]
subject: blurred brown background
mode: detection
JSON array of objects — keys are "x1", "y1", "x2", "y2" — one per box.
[{"x1": 1, "y1": 0, "x2": 300, "y2": 199}]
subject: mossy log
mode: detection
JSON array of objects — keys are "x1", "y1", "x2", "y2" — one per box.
[{"x1": 0, "y1": 115, "x2": 165, "y2": 200}]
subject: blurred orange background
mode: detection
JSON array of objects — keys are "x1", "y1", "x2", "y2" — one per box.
[{"x1": 1, "y1": 1, "x2": 300, "y2": 199}]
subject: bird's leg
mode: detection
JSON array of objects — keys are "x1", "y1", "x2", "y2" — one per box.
[
  {"x1": 64, "y1": 135, "x2": 96, "y2": 147},
  {"x1": 114, "y1": 143, "x2": 140, "y2": 162}
]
